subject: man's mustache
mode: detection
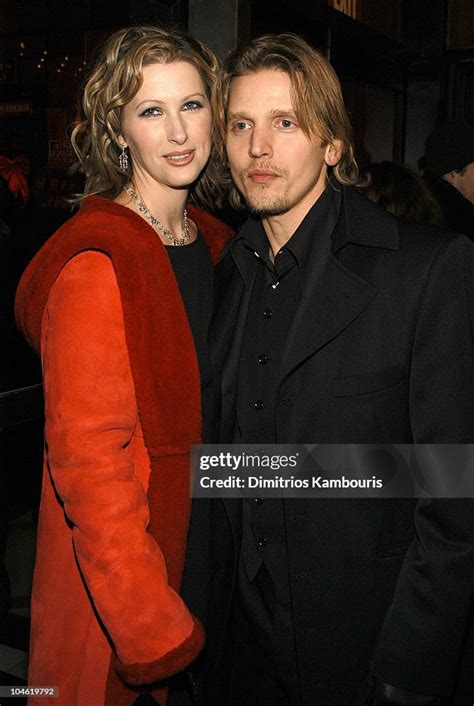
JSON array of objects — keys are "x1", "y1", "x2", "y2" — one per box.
[{"x1": 243, "y1": 163, "x2": 289, "y2": 180}]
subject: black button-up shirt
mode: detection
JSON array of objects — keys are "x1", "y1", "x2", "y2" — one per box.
[
  {"x1": 231, "y1": 185, "x2": 341, "y2": 597},
  {"x1": 234, "y1": 184, "x2": 341, "y2": 443}
]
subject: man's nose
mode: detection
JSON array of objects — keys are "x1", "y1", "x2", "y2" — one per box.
[{"x1": 249, "y1": 125, "x2": 273, "y2": 159}]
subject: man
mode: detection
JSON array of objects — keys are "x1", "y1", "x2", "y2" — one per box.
[
  {"x1": 422, "y1": 121, "x2": 474, "y2": 240},
  {"x1": 207, "y1": 33, "x2": 474, "y2": 706}
]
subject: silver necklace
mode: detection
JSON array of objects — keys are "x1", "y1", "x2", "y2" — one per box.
[{"x1": 123, "y1": 184, "x2": 190, "y2": 246}]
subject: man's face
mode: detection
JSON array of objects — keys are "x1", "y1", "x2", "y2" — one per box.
[{"x1": 225, "y1": 69, "x2": 341, "y2": 219}]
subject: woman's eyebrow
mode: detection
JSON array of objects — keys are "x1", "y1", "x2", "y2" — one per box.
[{"x1": 135, "y1": 92, "x2": 207, "y2": 109}]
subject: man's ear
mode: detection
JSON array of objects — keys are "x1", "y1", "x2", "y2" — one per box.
[{"x1": 325, "y1": 139, "x2": 343, "y2": 167}]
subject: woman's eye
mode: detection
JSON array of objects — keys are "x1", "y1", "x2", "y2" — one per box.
[
  {"x1": 183, "y1": 101, "x2": 203, "y2": 111},
  {"x1": 140, "y1": 107, "x2": 162, "y2": 117}
]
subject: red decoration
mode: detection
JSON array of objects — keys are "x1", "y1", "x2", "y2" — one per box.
[{"x1": 0, "y1": 154, "x2": 30, "y2": 201}]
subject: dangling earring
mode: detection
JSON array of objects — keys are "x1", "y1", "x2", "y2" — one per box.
[{"x1": 119, "y1": 145, "x2": 128, "y2": 172}]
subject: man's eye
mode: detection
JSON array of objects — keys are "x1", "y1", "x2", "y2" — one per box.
[
  {"x1": 183, "y1": 101, "x2": 203, "y2": 111},
  {"x1": 232, "y1": 121, "x2": 250, "y2": 131},
  {"x1": 140, "y1": 107, "x2": 162, "y2": 117},
  {"x1": 278, "y1": 118, "x2": 296, "y2": 128}
]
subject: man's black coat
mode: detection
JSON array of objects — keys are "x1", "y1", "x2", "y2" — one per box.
[{"x1": 205, "y1": 187, "x2": 474, "y2": 706}]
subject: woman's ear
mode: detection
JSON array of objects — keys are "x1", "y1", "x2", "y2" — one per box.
[{"x1": 325, "y1": 139, "x2": 343, "y2": 167}]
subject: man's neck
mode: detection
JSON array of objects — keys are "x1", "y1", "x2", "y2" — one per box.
[{"x1": 261, "y1": 187, "x2": 326, "y2": 259}]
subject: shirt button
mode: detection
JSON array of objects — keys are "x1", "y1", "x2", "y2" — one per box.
[
  {"x1": 254, "y1": 400, "x2": 264, "y2": 410},
  {"x1": 258, "y1": 354, "x2": 270, "y2": 365},
  {"x1": 263, "y1": 309, "x2": 273, "y2": 319},
  {"x1": 254, "y1": 496, "x2": 264, "y2": 505},
  {"x1": 257, "y1": 537, "x2": 268, "y2": 548}
]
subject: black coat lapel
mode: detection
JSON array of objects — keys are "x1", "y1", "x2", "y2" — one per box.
[
  {"x1": 280, "y1": 254, "x2": 377, "y2": 381},
  {"x1": 279, "y1": 187, "x2": 399, "y2": 381}
]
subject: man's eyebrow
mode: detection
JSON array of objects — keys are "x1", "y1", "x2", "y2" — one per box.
[
  {"x1": 226, "y1": 111, "x2": 249, "y2": 122},
  {"x1": 226, "y1": 108, "x2": 297, "y2": 122},
  {"x1": 269, "y1": 108, "x2": 297, "y2": 118}
]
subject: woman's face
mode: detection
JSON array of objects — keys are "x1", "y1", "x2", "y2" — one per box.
[{"x1": 119, "y1": 61, "x2": 212, "y2": 193}]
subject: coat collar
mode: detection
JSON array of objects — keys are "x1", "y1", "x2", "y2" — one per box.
[
  {"x1": 330, "y1": 184, "x2": 400, "y2": 253},
  {"x1": 279, "y1": 186, "x2": 396, "y2": 381},
  {"x1": 218, "y1": 185, "x2": 400, "y2": 388},
  {"x1": 229, "y1": 184, "x2": 400, "y2": 290}
]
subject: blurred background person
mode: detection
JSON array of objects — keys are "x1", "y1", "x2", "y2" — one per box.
[
  {"x1": 422, "y1": 121, "x2": 474, "y2": 240},
  {"x1": 358, "y1": 160, "x2": 443, "y2": 225}
]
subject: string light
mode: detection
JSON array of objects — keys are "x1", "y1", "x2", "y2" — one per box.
[{"x1": 20, "y1": 49, "x2": 89, "y2": 76}]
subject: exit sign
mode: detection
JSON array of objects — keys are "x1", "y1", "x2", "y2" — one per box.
[{"x1": 328, "y1": 0, "x2": 360, "y2": 20}]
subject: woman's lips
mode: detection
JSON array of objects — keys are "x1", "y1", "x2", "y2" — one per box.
[{"x1": 163, "y1": 150, "x2": 195, "y2": 166}]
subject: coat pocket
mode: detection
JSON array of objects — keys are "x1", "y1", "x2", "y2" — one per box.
[{"x1": 331, "y1": 364, "x2": 407, "y2": 398}]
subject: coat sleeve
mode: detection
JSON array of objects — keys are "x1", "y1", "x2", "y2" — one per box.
[
  {"x1": 371, "y1": 234, "x2": 474, "y2": 697},
  {"x1": 42, "y1": 251, "x2": 204, "y2": 685}
]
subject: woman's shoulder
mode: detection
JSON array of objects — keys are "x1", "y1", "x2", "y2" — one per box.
[
  {"x1": 47, "y1": 251, "x2": 120, "y2": 313},
  {"x1": 64, "y1": 194, "x2": 138, "y2": 232},
  {"x1": 16, "y1": 197, "x2": 139, "y2": 354},
  {"x1": 54, "y1": 249, "x2": 115, "y2": 281},
  {"x1": 42, "y1": 195, "x2": 154, "y2": 269}
]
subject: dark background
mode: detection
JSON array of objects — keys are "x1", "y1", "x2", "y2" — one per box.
[
  {"x1": 0, "y1": 0, "x2": 473, "y2": 690},
  {"x1": 2, "y1": 0, "x2": 474, "y2": 378}
]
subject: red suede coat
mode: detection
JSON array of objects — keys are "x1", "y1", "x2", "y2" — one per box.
[{"x1": 15, "y1": 196, "x2": 232, "y2": 706}]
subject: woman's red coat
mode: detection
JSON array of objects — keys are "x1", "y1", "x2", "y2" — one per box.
[{"x1": 14, "y1": 196, "x2": 232, "y2": 705}]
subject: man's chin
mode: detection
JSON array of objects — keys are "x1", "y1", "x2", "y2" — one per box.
[{"x1": 245, "y1": 197, "x2": 290, "y2": 218}]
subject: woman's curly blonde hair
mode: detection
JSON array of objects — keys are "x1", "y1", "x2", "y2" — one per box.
[{"x1": 71, "y1": 25, "x2": 221, "y2": 209}]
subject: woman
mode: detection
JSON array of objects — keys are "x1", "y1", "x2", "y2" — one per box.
[{"x1": 15, "y1": 26, "x2": 232, "y2": 706}]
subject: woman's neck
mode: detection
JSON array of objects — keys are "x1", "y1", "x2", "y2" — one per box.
[{"x1": 127, "y1": 173, "x2": 189, "y2": 235}]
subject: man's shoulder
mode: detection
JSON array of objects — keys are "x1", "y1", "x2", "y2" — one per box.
[
  {"x1": 397, "y1": 215, "x2": 458, "y2": 246},
  {"x1": 345, "y1": 185, "x2": 468, "y2": 257},
  {"x1": 396, "y1": 215, "x2": 472, "y2": 264},
  {"x1": 214, "y1": 233, "x2": 244, "y2": 278},
  {"x1": 219, "y1": 233, "x2": 241, "y2": 260},
  {"x1": 216, "y1": 221, "x2": 252, "y2": 266}
]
